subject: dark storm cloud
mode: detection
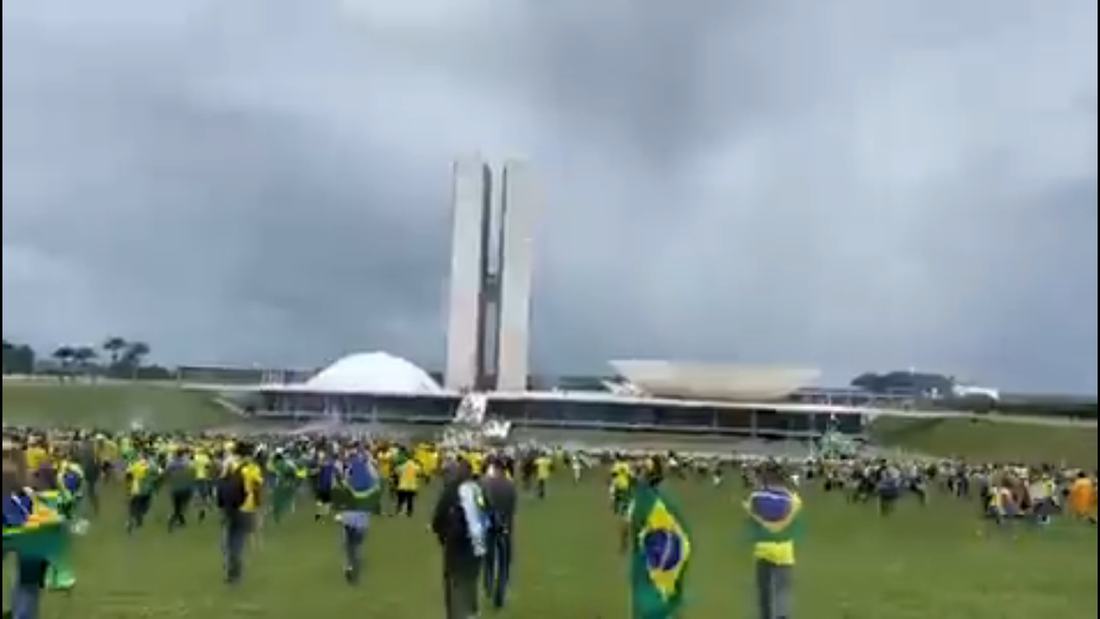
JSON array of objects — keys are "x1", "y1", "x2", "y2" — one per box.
[{"x1": 3, "y1": 0, "x2": 1097, "y2": 392}]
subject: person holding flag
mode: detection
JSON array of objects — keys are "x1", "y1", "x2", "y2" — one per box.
[
  {"x1": 40, "y1": 455, "x2": 86, "y2": 592},
  {"x1": 56, "y1": 452, "x2": 86, "y2": 523},
  {"x1": 4, "y1": 440, "x2": 73, "y2": 619},
  {"x1": 628, "y1": 479, "x2": 692, "y2": 619},
  {"x1": 332, "y1": 445, "x2": 381, "y2": 585},
  {"x1": 744, "y1": 462, "x2": 803, "y2": 619}
]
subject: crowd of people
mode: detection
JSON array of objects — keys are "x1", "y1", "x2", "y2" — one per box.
[{"x1": 2, "y1": 426, "x2": 1097, "y2": 619}]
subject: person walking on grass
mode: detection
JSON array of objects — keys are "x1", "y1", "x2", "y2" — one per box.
[
  {"x1": 432, "y1": 459, "x2": 487, "y2": 619},
  {"x1": 744, "y1": 462, "x2": 803, "y2": 619},
  {"x1": 165, "y1": 448, "x2": 195, "y2": 532},
  {"x1": 480, "y1": 458, "x2": 517, "y2": 611},
  {"x1": 395, "y1": 455, "x2": 423, "y2": 518},
  {"x1": 333, "y1": 445, "x2": 380, "y2": 585},
  {"x1": 269, "y1": 451, "x2": 299, "y2": 525},
  {"x1": 125, "y1": 451, "x2": 158, "y2": 535},
  {"x1": 217, "y1": 442, "x2": 264, "y2": 585}
]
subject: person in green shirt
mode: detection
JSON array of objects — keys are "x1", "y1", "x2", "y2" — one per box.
[
  {"x1": 744, "y1": 463, "x2": 803, "y2": 619},
  {"x1": 269, "y1": 451, "x2": 299, "y2": 524}
]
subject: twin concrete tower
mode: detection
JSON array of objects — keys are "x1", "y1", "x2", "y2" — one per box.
[{"x1": 444, "y1": 158, "x2": 537, "y2": 392}]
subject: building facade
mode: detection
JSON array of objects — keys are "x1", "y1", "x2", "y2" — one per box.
[
  {"x1": 444, "y1": 159, "x2": 494, "y2": 390},
  {"x1": 443, "y1": 158, "x2": 536, "y2": 392},
  {"x1": 495, "y1": 161, "x2": 537, "y2": 392}
]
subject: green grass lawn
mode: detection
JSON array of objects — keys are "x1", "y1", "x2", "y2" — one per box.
[
  {"x1": 2, "y1": 383, "x2": 236, "y2": 431},
  {"x1": 872, "y1": 417, "x2": 1099, "y2": 468},
  {"x1": 5, "y1": 475, "x2": 1096, "y2": 619}
]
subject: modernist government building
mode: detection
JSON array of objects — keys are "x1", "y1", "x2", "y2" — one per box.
[{"x1": 185, "y1": 160, "x2": 1043, "y2": 441}]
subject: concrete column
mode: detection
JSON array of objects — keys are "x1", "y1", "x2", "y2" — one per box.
[
  {"x1": 444, "y1": 158, "x2": 493, "y2": 390},
  {"x1": 495, "y1": 161, "x2": 537, "y2": 392}
]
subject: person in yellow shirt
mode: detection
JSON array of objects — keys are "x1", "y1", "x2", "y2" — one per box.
[
  {"x1": 24, "y1": 438, "x2": 48, "y2": 486},
  {"x1": 125, "y1": 452, "x2": 159, "y2": 534},
  {"x1": 745, "y1": 463, "x2": 802, "y2": 619},
  {"x1": 534, "y1": 454, "x2": 552, "y2": 500},
  {"x1": 610, "y1": 459, "x2": 633, "y2": 513},
  {"x1": 469, "y1": 451, "x2": 485, "y2": 479},
  {"x1": 610, "y1": 458, "x2": 634, "y2": 553},
  {"x1": 396, "y1": 458, "x2": 423, "y2": 517},
  {"x1": 192, "y1": 450, "x2": 213, "y2": 522},
  {"x1": 987, "y1": 481, "x2": 1016, "y2": 526},
  {"x1": 97, "y1": 437, "x2": 119, "y2": 483},
  {"x1": 220, "y1": 442, "x2": 264, "y2": 584},
  {"x1": 421, "y1": 447, "x2": 440, "y2": 479},
  {"x1": 1028, "y1": 473, "x2": 1057, "y2": 526},
  {"x1": 379, "y1": 447, "x2": 399, "y2": 511}
]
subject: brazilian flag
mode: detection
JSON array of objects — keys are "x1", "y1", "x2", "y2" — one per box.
[
  {"x1": 333, "y1": 456, "x2": 382, "y2": 515},
  {"x1": 2, "y1": 491, "x2": 71, "y2": 561},
  {"x1": 744, "y1": 488, "x2": 803, "y2": 543},
  {"x1": 629, "y1": 484, "x2": 692, "y2": 619}
]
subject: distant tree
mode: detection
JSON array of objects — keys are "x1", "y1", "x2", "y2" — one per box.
[
  {"x1": 850, "y1": 372, "x2": 882, "y2": 391},
  {"x1": 135, "y1": 364, "x2": 173, "y2": 381},
  {"x1": 2, "y1": 340, "x2": 12, "y2": 372},
  {"x1": 52, "y1": 346, "x2": 75, "y2": 366},
  {"x1": 126, "y1": 341, "x2": 150, "y2": 364},
  {"x1": 118, "y1": 341, "x2": 151, "y2": 379},
  {"x1": 2, "y1": 339, "x2": 36, "y2": 375},
  {"x1": 51, "y1": 346, "x2": 76, "y2": 380},
  {"x1": 850, "y1": 371, "x2": 953, "y2": 398},
  {"x1": 102, "y1": 336, "x2": 128, "y2": 368},
  {"x1": 71, "y1": 346, "x2": 100, "y2": 375}
]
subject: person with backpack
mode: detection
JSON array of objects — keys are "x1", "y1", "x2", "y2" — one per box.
[
  {"x1": 217, "y1": 442, "x2": 263, "y2": 585},
  {"x1": 431, "y1": 459, "x2": 488, "y2": 619}
]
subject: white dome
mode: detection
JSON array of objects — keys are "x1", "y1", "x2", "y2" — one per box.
[{"x1": 305, "y1": 352, "x2": 443, "y2": 395}]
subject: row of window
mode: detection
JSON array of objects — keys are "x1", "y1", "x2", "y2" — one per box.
[{"x1": 251, "y1": 393, "x2": 864, "y2": 434}]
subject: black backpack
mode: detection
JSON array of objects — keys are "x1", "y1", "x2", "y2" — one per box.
[{"x1": 217, "y1": 465, "x2": 247, "y2": 512}]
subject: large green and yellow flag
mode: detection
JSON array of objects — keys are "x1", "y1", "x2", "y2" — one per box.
[
  {"x1": 629, "y1": 484, "x2": 692, "y2": 619},
  {"x1": 2, "y1": 490, "x2": 71, "y2": 561}
]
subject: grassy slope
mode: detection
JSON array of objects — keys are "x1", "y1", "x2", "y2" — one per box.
[
  {"x1": 5, "y1": 474, "x2": 1096, "y2": 619},
  {"x1": 1, "y1": 383, "x2": 236, "y2": 431},
  {"x1": 872, "y1": 417, "x2": 1099, "y2": 468}
]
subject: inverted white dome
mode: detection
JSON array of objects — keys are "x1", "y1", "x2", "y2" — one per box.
[
  {"x1": 610, "y1": 360, "x2": 819, "y2": 402},
  {"x1": 305, "y1": 352, "x2": 443, "y2": 395}
]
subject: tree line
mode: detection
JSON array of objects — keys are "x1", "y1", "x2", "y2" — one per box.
[{"x1": 2, "y1": 336, "x2": 173, "y2": 380}]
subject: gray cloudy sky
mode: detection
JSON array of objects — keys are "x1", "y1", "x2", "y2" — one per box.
[{"x1": 3, "y1": 0, "x2": 1097, "y2": 393}]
